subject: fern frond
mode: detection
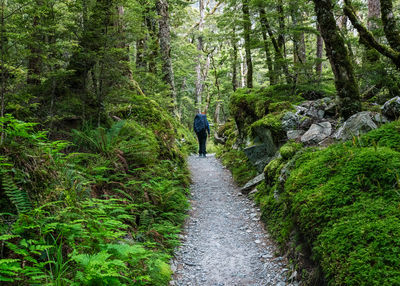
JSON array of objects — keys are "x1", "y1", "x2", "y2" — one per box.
[{"x1": 1, "y1": 171, "x2": 32, "y2": 214}]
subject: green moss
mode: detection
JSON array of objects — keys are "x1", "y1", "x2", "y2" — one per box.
[
  {"x1": 264, "y1": 158, "x2": 284, "y2": 185},
  {"x1": 229, "y1": 86, "x2": 304, "y2": 140},
  {"x1": 250, "y1": 113, "x2": 285, "y2": 140},
  {"x1": 217, "y1": 149, "x2": 257, "y2": 186},
  {"x1": 252, "y1": 122, "x2": 400, "y2": 284},
  {"x1": 354, "y1": 120, "x2": 400, "y2": 151},
  {"x1": 280, "y1": 141, "x2": 303, "y2": 160},
  {"x1": 269, "y1": 101, "x2": 295, "y2": 113},
  {"x1": 254, "y1": 181, "x2": 293, "y2": 246}
]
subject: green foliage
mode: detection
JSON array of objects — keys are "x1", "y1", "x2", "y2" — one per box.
[
  {"x1": 0, "y1": 159, "x2": 32, "y2": 214},
  {"x1": 0, "y1": 98, "x2": 192, "y2": 285}
]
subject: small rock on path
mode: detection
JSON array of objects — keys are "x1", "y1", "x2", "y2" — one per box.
[{"x1": 171, "y1": 154, "x2": 296, "y2": 286}]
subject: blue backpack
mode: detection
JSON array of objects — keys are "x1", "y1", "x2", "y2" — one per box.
[{"x1": 194, "y1": 114, "x2": 206, "y2": 133}]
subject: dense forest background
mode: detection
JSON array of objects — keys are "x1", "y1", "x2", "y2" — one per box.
[
  {"x1": 1, "y1": 0, "x2": 400, "y2": 284},
  {"x1": 2, "y1": 0, "x2": 400, "y2": 130}
]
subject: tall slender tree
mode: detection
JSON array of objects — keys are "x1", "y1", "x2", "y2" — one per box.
[
  {"x1": 156, "y1": 0, "x2": 177, "y2": 113},
  {"x1": 242, "y1": 0, "x2": 253, "y2": 88},
  {"x1": 313, "y1": 0, "x2": 360, "y2": 118},
  {"x1": 195, "y1": 0, "x2": 205, "y2": 112}
]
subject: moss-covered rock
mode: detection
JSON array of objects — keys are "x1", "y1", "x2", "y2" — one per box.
[
  {"x1": 279, "y1": 141, "x2": 303, "y2": 160},
  {"x1": 217, "y1": 149, "x2": 258, "y2": 186},
  {"x1": 264, "y1": 158, "x2": 284, "y2": 186},
  {"x1": 229, "y1": 86, "x2": 304, "y2": 142},
  {"x1": 354, "y1": 120, "x2": 400, "y2": 151}
]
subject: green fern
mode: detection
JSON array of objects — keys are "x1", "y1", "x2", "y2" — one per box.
[
  {"x1": 0, "y1": 157, "x2": 31, "y2": 214},
  {"x1": 71, "y1": 121, "x2": 126, "y2": 155}
]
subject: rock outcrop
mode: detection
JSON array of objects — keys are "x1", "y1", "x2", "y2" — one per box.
[
  {"x1": 301, "y1": 122, "x2": 332, "y2": 144},
  {"x1": 382, "y1": 96, "x2": 400, "y2": 119},
  {"x1": 334, "y1": 111, "x2": 378, "y2": 140}
]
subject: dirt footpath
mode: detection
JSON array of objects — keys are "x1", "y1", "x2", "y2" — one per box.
[{"x1": 171, "y1": 154, "x2": 299, "y2": 286}]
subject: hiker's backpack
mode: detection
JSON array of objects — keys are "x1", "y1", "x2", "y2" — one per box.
[{"x1": 194, "y1": 114, "x2": 206, "y2": 133}]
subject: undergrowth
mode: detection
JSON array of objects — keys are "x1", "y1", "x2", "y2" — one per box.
[{"x1": 0, "y1": 93, "x2": 196, "y2": 285}]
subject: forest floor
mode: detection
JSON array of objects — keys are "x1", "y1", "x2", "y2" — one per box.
[{"x1": 171, "y1": 154, "x2": 297, "y2": 286}]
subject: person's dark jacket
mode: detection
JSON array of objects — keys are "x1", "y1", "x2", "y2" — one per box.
[{"x1": 193, "y1": 114, "x2": 210, "y2": 135}]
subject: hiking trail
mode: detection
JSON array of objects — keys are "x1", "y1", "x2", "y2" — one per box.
[{"x1": 171, "y1": 154, "x2": 298, "y2": 286}]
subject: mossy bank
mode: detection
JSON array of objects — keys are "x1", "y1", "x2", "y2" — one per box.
[{"x1": 217, "y1": 87, "x2": 400, "y2": 285}]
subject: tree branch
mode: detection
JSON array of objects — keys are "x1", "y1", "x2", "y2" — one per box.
[
  {"x1": 343, "y1": 0, "x2": 400, "y2": 68},
  {"x1": 185, "y1": 2, "x2": 222, "y2": 36}
]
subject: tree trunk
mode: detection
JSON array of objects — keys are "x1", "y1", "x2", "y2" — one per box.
[
  {"x1": 156, "y1": 0, "x2": 177, "y2": 113},
  {"x1": 195, "y1": 0, "x2": 205, "y2": 112},
  {"x1": 313, "y1": 0, "x2": 360, "y2": 119},
  {"x1": 27, "y1": 0, "x2": 43, "y2": 85},
  {"x1": 240, "y1": 49, "x2": 246, "y2": 87},
  {"x1": 259, "y1": 7, "x2": 291, "y2": 84},
  {"x1": 316, "y1": 25, "x2": 323, "y2": 79},
  {"x1": 380, "y1": 0, "x2": 400, "y2": 52},
  {"x1": 0, "y1": 0, "x2": 6, "y2": 145},
  {"x1": 258, "y1": 8, "x2": 275, "y2": 85},
  {"x1": 145, "y1": 9, "x2": 159, "y2": 74},
  {"x1": 368, "y1": 0, "x2": 381, "y2": 30},
  {"x1": 231, "y1": 26, "x2": 238, "y2": 91},
  {"x1": 242, "y1": 0, "x2": 253, "y2": 88},
  {"x1": 277, "y1": 0, "x2": 286, "y2": 57},
  {"x1": 344, "y1": 0, "x2": 400, "y2": 69}
]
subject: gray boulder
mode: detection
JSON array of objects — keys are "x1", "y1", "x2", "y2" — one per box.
[
  {"x1": 243, "y1": 144, "x2": 276, "y2": 173},
  {"x1": 246, "y1": 123, "x2": 280, "y2": 172},
  {"x1": 298, "y1": 97, "x2": 335, "y2": 119},
  {"x1": 373, "y1": 113, "x2": 388, "y2": 125},
  {"x1": 382, "y1": 96, "x2": 400, "y2": 119},
  {"x1": 241, "y1": 173, "x2": 265, "y2": 194},
  {"x1": 287, "y1": 130, "x2": 305, "y2": 140},
  {"x1": 301, "y1": 122, "x2": 332, "y2": 144},
  {"x1": 282, "y1": 112, "x2": 300, "y2": 131},
  {"x1": 334, "y1": 111, "x2": 378, "y2": 141}
]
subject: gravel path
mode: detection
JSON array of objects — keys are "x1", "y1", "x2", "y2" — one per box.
[{"x1": 171, "y1": 154, "x2": 298, "y2": 286}]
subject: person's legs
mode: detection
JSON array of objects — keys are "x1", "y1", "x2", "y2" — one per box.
[
  {"x1": 199, "y1": 130, "x2": 207, "y2": 156},
  {"x1": 196, "y1": 132, "x2": 202, "y2": 156}
]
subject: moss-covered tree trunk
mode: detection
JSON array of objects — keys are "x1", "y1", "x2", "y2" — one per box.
[
  {"x1": 259, "y1": 7, "x2": 291, "y2": 85},
  {"x1": 0, "y1": 0, "x2": 5, "y2": 145},
  {"x1": 316, "y1": 24, "x2": 323, "y2": 80},
  {"x1": 258, "y1": 7, "x2": 276, "y2": 85},
  {"x1": 313, "y1": 0, "x2": 360, "y2": 119},
  {"x1": 242, "y1": 0, "x2": 253, "y2": 88},
  {"x1": 156, "y1": 0, "x2": 177, "y2": 113},
  {"x1": 344, "y1": 0, "x2": 400, "y2": 69},
  {"x1": 27, "y1": 0, "x2": 43, "y2": 86},
  {"x1": 380, "y1": 0, "x2": 400, "y2": 52},
  {"x1": 231, "y1": 26, "x2": 238, "y2": 91}
]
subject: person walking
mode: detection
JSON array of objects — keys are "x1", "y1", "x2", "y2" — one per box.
[{"x1": 193, "y1": 112, "x2": 210, "y2": 157}]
